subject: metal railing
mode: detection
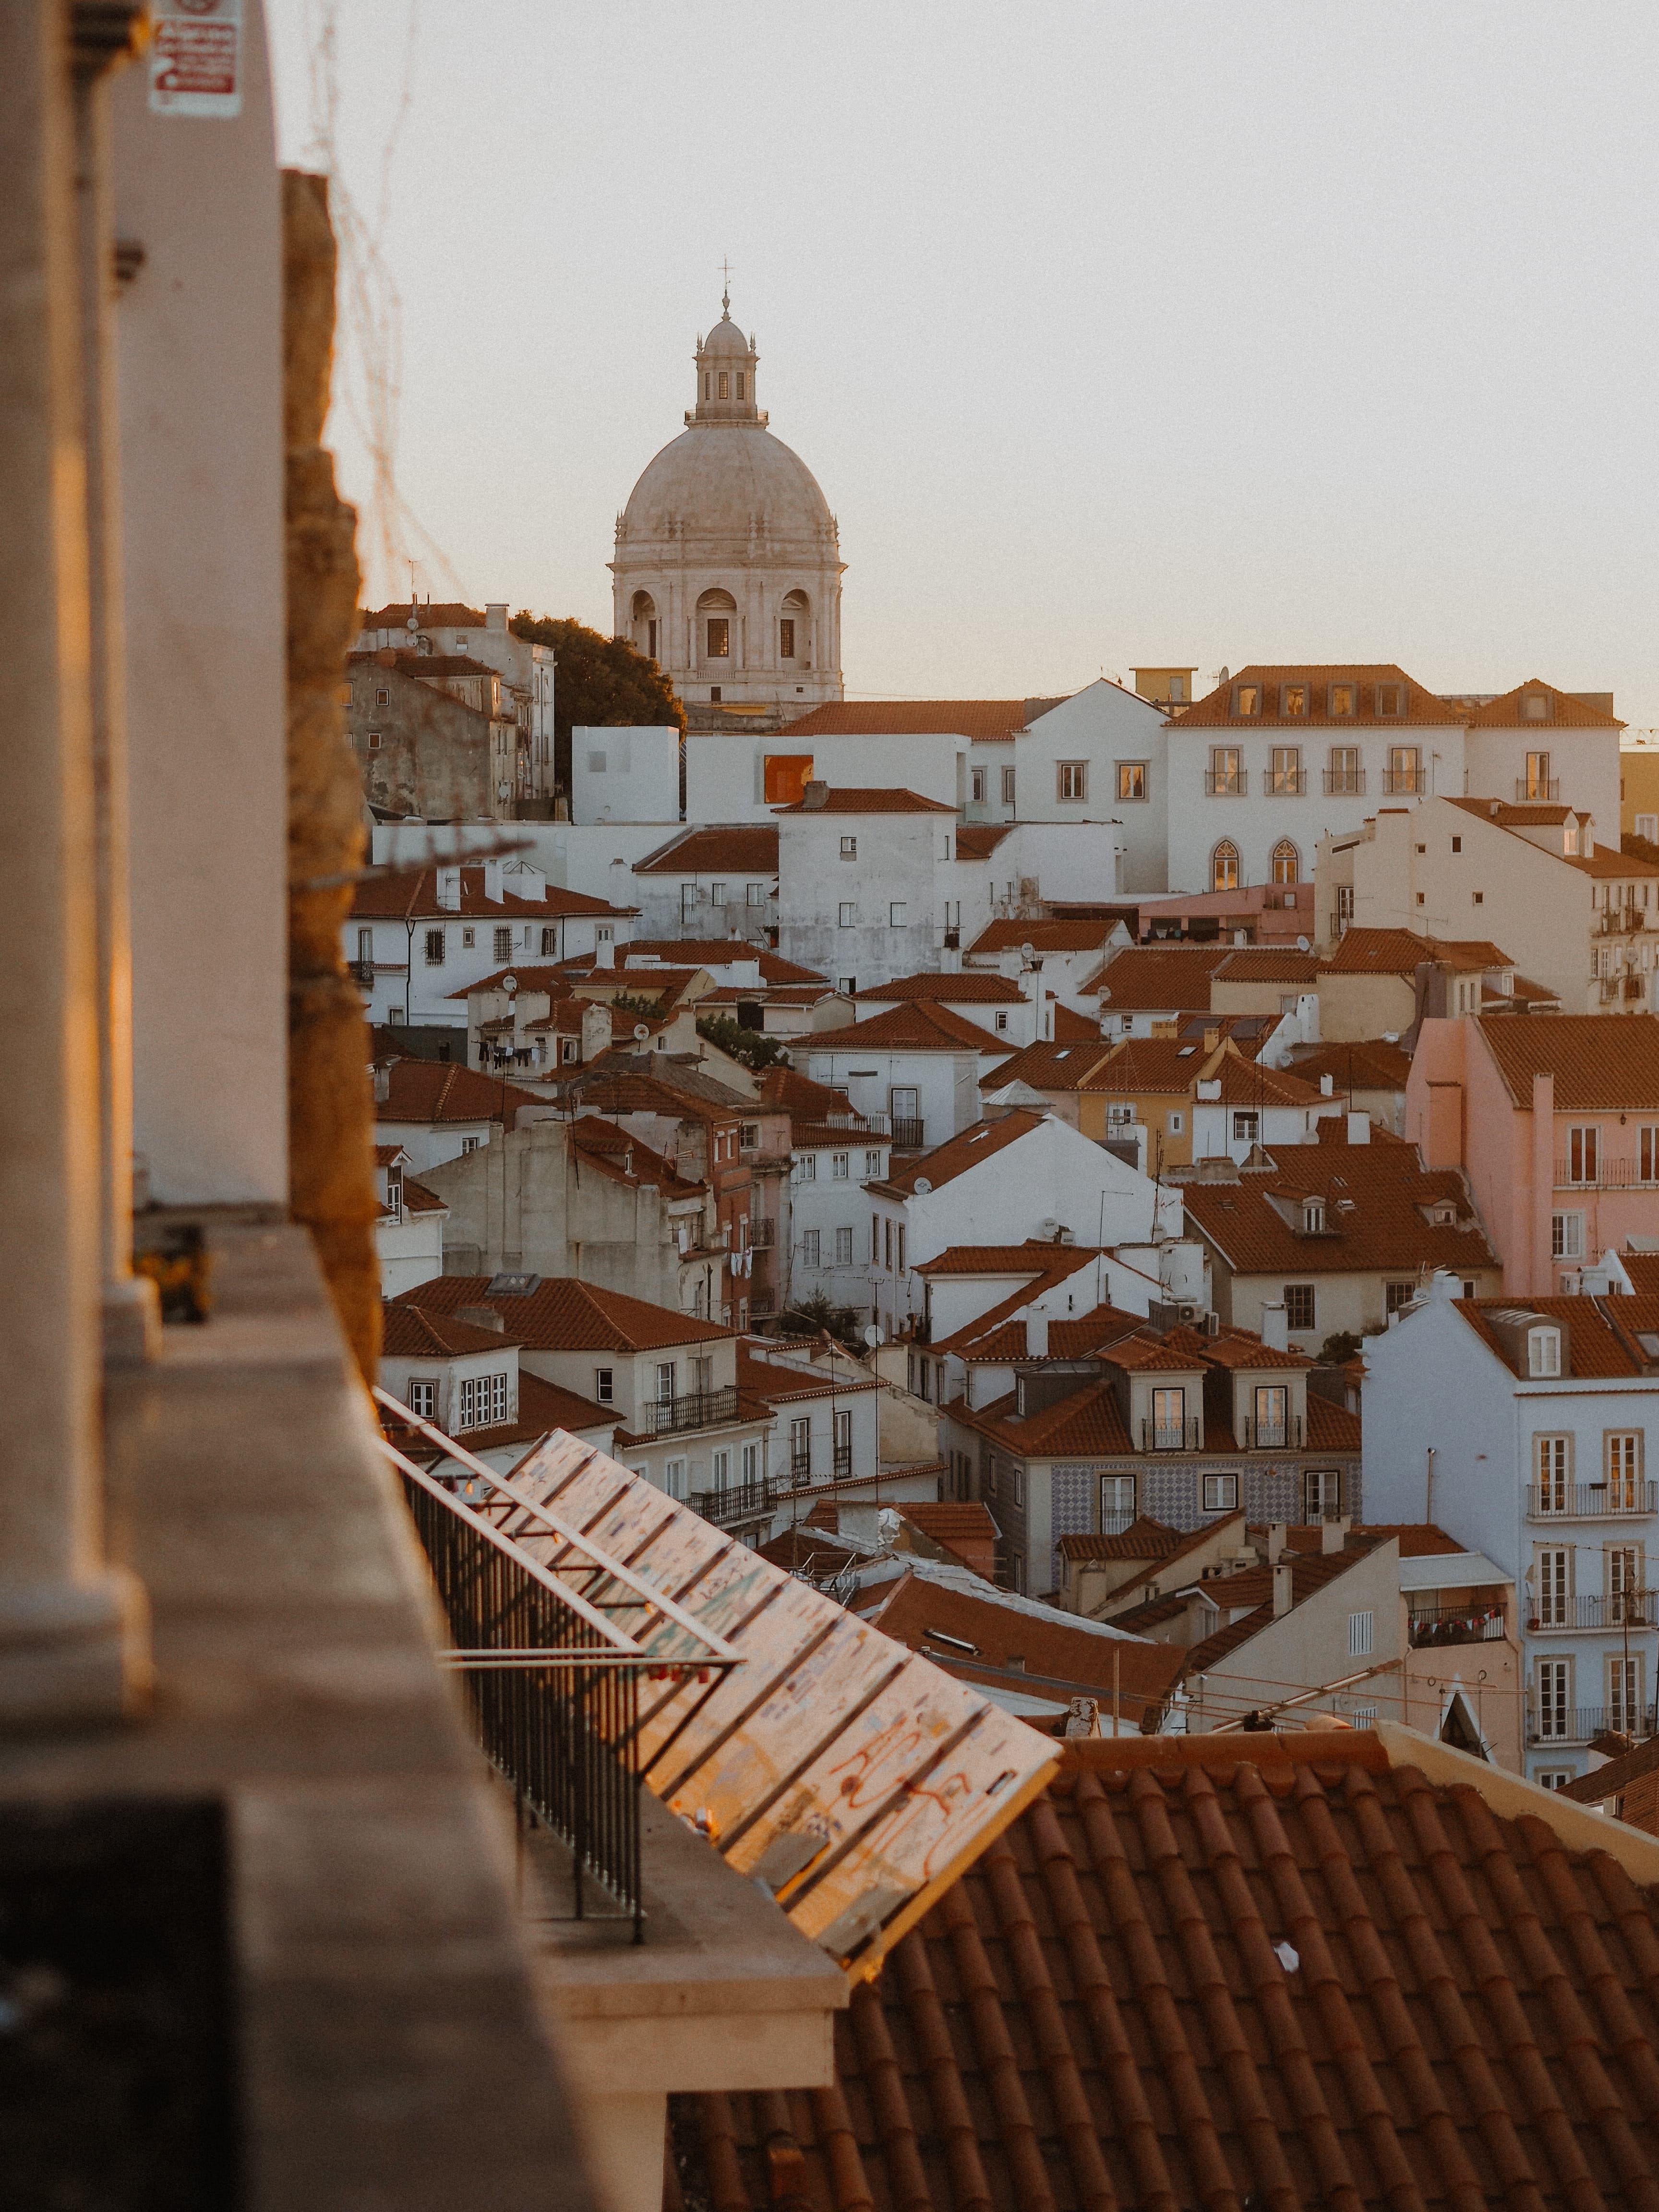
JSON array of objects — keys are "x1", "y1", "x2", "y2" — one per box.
[
  {"x1": 1140, "y1": 1419, "x2": 1201, "y2": 1452},
  {"x1": 1100, "y1": 1510, "x2": 1138, "y2": 1536},
  {"x1": 1527, "y1": 1701, "x2": 1659, "y2": 1747},
  {"x1": 1528, "y1": 1482, "x2": 1659, "y2": 1517},
  {"x1": 1323, "y1": 768, "x2": 1366, "y2": 796},
  {"x1": 637, "y1": 1384, "x2": 741, "y2": 1437},
  {"x1": 1529, "y1": 1592, "x2": 1659, "y2": 1632},
  {"x1": 1241, "y1": 1414, "x2": 1304, "y2": 1450},
  {"x1": 373, "y1": 1390, "x2": 742, "y2": 1941},
  {"x1": 349, "y1": 959, "x2": 376, "y2": 988},
  {"x1": 747, "y1": 1218, "x2": 775, "y2": 1248},
  {"x1": 1380, "y1": 768, "x2": 1424, "y2": 794},
  {"x1": 689, "y1": 1478, "x2": 776, "y2": 1527},
  {"x1": 1515, "y1": 777, "x2": 1560, "y2": 801},
  {"x1": 1407, "y1": 1602, "x2": 1507, "y2": 1649},
  {"x1": 890, "y1": 1118, "x2": 925, "y2": 1149},
  {"x1": 1204, "y1": 769, "x2": 1247, "y2": 796},
  {"x1": 1553, "y1": 1158, "x2": 1654, "y2": 1192},
  {"x1": 1598, "y1": 907, "x2": 1643, "y2": 935},
  {"x1": 1266, "y1": 770, "x2": 1308, "y2": 796}
]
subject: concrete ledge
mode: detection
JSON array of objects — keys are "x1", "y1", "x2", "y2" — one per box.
[{"x1": 0, "y1": 1223, "x2": 597, "y2": 2212}]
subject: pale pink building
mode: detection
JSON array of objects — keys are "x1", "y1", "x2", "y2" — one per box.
[{"x1": 1407, "y1": 1016, "x2": 1659, "y2": 1292}]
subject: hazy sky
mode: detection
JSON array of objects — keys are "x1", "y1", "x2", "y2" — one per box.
[{"x1": 267, "y1": 2, "x2": 1659, "y2": 723}]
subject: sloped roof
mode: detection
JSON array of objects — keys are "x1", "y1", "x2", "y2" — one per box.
[
  {"x1": 570, "y1": 1115, "x2": 705, "y2": 1199},
  {"x1": 632, "y1": 826, "x2": 780, "y2": 875},
  {"x1": 699, "y1": 1730, "x2": 1659, "y2": 2211},
  {"x1": 781, "y1": 698, "x2": 1063, "y2": 742},
  {"x1": 915, "y1": 1241, "x2": 1083, "y2": 1277},
  {"x1": 1056, "y1": 1516, "x2": 1188, "y2": 1563},
  {"x1": 350, "y1": 863, "x2": 631, "y2": 922},
  {"x1": 930, "y1": 1289, "x2": 1138, "y2": 1364},
  {"x1": 854, "y1": 971, "x2": 1027, "y2": 1004},
  {"x1": 381, "y1": 1305, "x2": 523, "y2": 1357},
  {"x1": 1077, "y1": 1035, "x2": 1216, "y2": 1093},
  {"x1": 375, "y1": 1059, "x2": 545, "y2": 1127},
  {"x1": 980, "y1": 1039, "x2": 1118, "y2": 1093},
  {"x1": 1321, "y1": 926, "x2": 1513, "y2": 975},
  {"x1": 559, "y1": 1055, "x2": 755, "y2": 1117},
  {"x1": 773, "y1": 787, "x2": 956, "y2": 815},
  {"x1": 952, "y1": 822, "x2": 1018, "y2": 859},
  {"x1": 1621, "y1": 1248, "x2": 1659, "y2": 1297},
  {"x1": 1286, "y1": 1037, "x2": 1414, "y2": 1092},
  {"x1": 391, "y1": 1274, "x2": 736, "y2": 1350},
  {"x1": 876, "y1": 1111, "x2": 1047, "y2": 1197},
  {"x1": 1477, "y1": 1013, "x2": 1659, "y2": 1110},
  {"x1": 1201, "y1": 1052, "x2": 1330, "y2": 1108},
  {"x1": 359, "y1": 601, "x2": 486, "y2": 628},
  {"x1": 623, "y1": 938, "x2": 821, "y2": 983},
  {"x1": 1168, "y1": 661, "x2": 1456, "y2": 727},
  {"x1": 1462, "y1": 677, "x2": 1624, "y2": 728},
  {"x1": 1088, "y1": 944, "x2": 1235, "y2": 1008},
  {"x1": 1051, "y1": 1001, "x2": 1101, "y2": 1042},
  {"x1": 801, "y1": 1001, "x2": 1002, "y2": 1054},
  {"x1": 757, "y1": 1063, "x2": 867, "y2": 1121},
  {"x1": 1455, "y1": 1292, "x2": 1659, "y2": 1380},
  {"x1": 1181, "y1": 1138, "x2": 1496, "y2": 1276},
  {"x1": 1214, "y1": 947, "x2": 1324, "y2": 984},
  {"x1": 969, "y1": 918, "x2": 1125, "y2": 955}
]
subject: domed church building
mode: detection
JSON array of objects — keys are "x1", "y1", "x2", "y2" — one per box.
[{"x1": 610, "y1": 293, "x2": 844, "y2": 726}]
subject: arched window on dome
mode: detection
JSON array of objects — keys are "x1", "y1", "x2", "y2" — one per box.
[
  {"x1": 697, "y1": 588, "x2": 736, "y2": 662},
  {"x1": 631, "y1": 590, "x2": 658, "y2": 664},
  {"x1": 1212, "y1": 840, "x2": 1239, "y2": 894},
  {"x1": 1271, "y1": 839, "x2": 1300, "y2": 886},
  {"x1": 779, "y1": 589, "x2": 809, "y2": 666}
]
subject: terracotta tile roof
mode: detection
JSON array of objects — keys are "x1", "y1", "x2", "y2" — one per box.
[
  {"x1": 773, "y1": 787, "x2": 957, "y2": 815},
  {"x1": 854, "y1": 972, "x2": 1027, "y2": 1004},
  {"x1": 400, "y1": 1178, "x2": 445, "y2": 1215},
  {"x1": 931, "y1": 1289, "x2": 1137, "y2": 1363},
  {"x1": 1455, "y1": 1292, "x2": 1659, "y2": 1380},
  {"x1": 375, "y1": 1059, "x2": 546, "y2": 1126},
  {"x1": 1306, "y1": 1393, "x2": 1365, "y2": 1451},
  {"x1": 781, "y1": 698, "x2": 1063, "y2": 742},
  {"x1": 359, "y1": 601, "x2": 486, "y2": 628},
  {"x1": 373, "y1": 1142, "x2": 405, "y2": 1167},
  {"x1": 949, "y1": 1379, "x2": 1137, "y2": 1455},
  {"x1": 1077, "y1": 1036, "x2": 1215, "y2": 1092},
  {"x1": 349, "y1": 863, "x2": 631, "y2": 922},
  {"x1": 1276, "y1": 1520, "x2": 1465, "y2": 1557},
  {"x1": 624, "y1": 939, "x2": 822, "y2": 983},
  {"x1": 391, "y1": 1274, "x2": 737, "y2": 1351},
  {"x1": 381, "y1": 1304, "x2": 523, "y2": 1357},
  {"x1": 1560, "y1": 1732, "x2": 1659, "y2": 1802},
  {"x1": 800, "y1": 1001, "x2": 1002, "y2": 1054},
  {"x1": 557, "y1": 1057, "x2": 754, "y2": 1117},
  {"x1": 698, "y1": 984, "x2": 842, "y2": 1010},
  {"x1": 980, "y1": 1039, "x2": 1117, "y2": 1093},
  {"x1": 1622, "y1": 1248, "x2": 1659, "y2": 1297},
  {"x1": 1181, "y1": 1139, "x2": 1497, "y2": 1277},
  {"x1": 791, "y1": 1120, "x2": 889, "y2": 1151},
  {"x1": 632, "y1": 827, "x2": 779, "y2": 875},
  {"x1": 695, "y1": 1731, "x2": 1659, "y2": 2210},
  {"x1": 1214, "y1": 947, "x2": 1324, "y2": 984},
  {"x1": 1112, "y1": 1537, "x2": 1378, "y2": 1647},
  {"x1": 916, "y1": 1241, "x2": 1083, "y2": 1277},
  {"x1": 1320, "y1": 926, "x2": 1514, "y2": 975},
  {"x1": 1286, "y1": 1037, "x2": 1413, "y2": 1092},
  {"x1": 1167, "y1": 661, "x2": 1456, "y2": 727},
  {"x1": 1088, "y1": 943, "x2": 1236, "y2": 1008},
  {"x1": 446, "y1": 962, "x2": 585, "y2": 999},
  {"x1": 951, "y1": 822, "x2": 1017, "y2": 859},
  {"x1": 969, "y1": 918, "x2": 1125, "y2": 955},
  {"x1": 1056, "y1": 1517, "x2": 1187, "y2": 1563},
  {"x1": 1202, "y1": 1050, "x2": 1330, "y2": 1108},
  {"x1": 1565, "y1": 845, "x2": 1659, "y2": 881},
  {"x1": 877, "y1": 1111, "x2": 1047, "y2": 1197},
  {"x1": 1462, "y1": 676, "x2": 1624, "y2": 728},
  {"x1": 862, "y1": 1568, "x2": 1184, "y2": 1716},
  {"x1": 898, "y1": 1501, "x2": 1000, "y2": 1555},
  {"x1": 734, "y1": 1346, "x2": 878, "y2": 1405},
  {"x1": 569, "y1": 1115, "x2": 705, "y2": 1198},
  {"x1": 1476, "y1": 1012, "x2": 1659, "y2": 1110},
  {"x1": 1050, "y1": 1001, "x2": 1100, "y2": 1042},
  {"x1": 757, "y1": 1064, "x2": 866, "y2": 1120}
]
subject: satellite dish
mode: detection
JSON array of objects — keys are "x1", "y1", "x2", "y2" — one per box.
[
  {"x1": 1296, "y1": 936, "x2": 1309, "y2": 952},
  {"x1": 405, "y1": 609, "x2": 419, "y2": 634},
  {"x1": 633, "y1": 1022, "x2": 650, "y2": 1043},
  {"x1": 863, "y1": 1323, "x2": 882, "y2": 1348},
  {"x1": 503, "y1": 973, "x2": 518, "y2": 995},
  {"x1": 1020, "y1": 941, "x2": 1035, "y2": 961},
  {"x1": 913, "y1": 1177, "x2": 932, "y2": 1195}
]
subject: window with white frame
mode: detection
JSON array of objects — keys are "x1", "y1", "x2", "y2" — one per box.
[
  {"x1": 1607, "y1": 1544, "x2": 1643, "y2": 1623},
  {"x1": 457, "y1": 1372, "x2": 509, "y2": 1430},
  {"x1": 1566, "y1": 1125, "x2": 1600, "y2": 1185},
  {"x1": 790, "y1": 1418, "x2": 810, "y2": 1476},
  {"x1": 795, "y1": 1153, "x2": 817, "y2": 1182},
  {"x1": 831, "y1": 1152, "x2": 849, "y2": 1179},
  {"x1": 1608, "y1": 1431, "x2": 1643, "y2": 1511},
  {"x1": 840, "y1": 835, "x2": 857, "y2": 860},
  {"x1": 1002, "y1": 767, "x2": 1016, "y2": 805},
  {"x1": 1100, "y1": 1474, "x2": 1135, "y2": 1530},
  {"x1": 742, "y1": 1442, "x2": 761, "y2": 1484},
  {"x1": 1535, "y1": 1546, "x2": 1571, "y2": 1626},
  {"x1": 1347, "y1": 1611, "x2": 1374, "y2": 1658},
  {"x1": 1305, "y1": 1468, "x2": 1341, "y2": 1519},
  {"x1": 407, "y1": 1379, "x2": 437, "y2": 1419},
  {"x1": 1232, "y1": 1111, "x2": 1259, "y2": 1144},
  {"x1": 681, "y1": 884, "x2": 698, "y2": 920},
  {"x1": 839, "y1": 902, "x2": 856, "y2": 927},
  {"x1": 654, "y1": 1360, "x2": 676, "y2": 1406},
  {"x1": 747, "y1": 882, "x2": 766, "y2": 906},
  {"x1": 970, "y1": 768, "x2": 986, "y2": 801},
  {"x1": 1152, "y1": 1387, "x2": 1186, "y2": 1449},
  {"x1": 1202, "y1": 1472, "x2": 1238, "y2": 1512},
  {"x1": 1551, "y1": 1212, "x2": 1584, "y2": 1260},
  {"x1": 834, "y1": 1226, "x2": 853, "y2": 1265},
  {"x1": 1057, "y1": 761, "x2": 1088, "y2": 801},
  {"x1": 1252, "y1": 1385, "x2": 1288, "y2": 1447},
  {"x1": 1528, "y1": 1326, "x2": 1562, "y2": 1378},
  {"x1": 1535, "y1": 1433, "x2": 1570, "y2": 1512},
  {"x1": 802, "y1": 1229, "x2": 820, "y2": 1267},
  {"x1": 1535, "y1": 1657, "x2": 1571, "y2": 1739},
  {"x1": 1609, "y1": 1653, "x2": 1644, "y2": 1734},
  {"x1": 594, "y1": 1367, "x2": 614, "y2": 1404},
  {"x1": 890, "y1": 902, "x2": 906, "y2": 928},
  {"x1": 863, "y1": 1149, "x2": 881, "y2": 1175},
  {"x1": 663, "y1": 1456, "x2": 687, "y2": 1501},
  {"x1": 710, "y1": 1448, "x2": 731, "y2": 1493}
]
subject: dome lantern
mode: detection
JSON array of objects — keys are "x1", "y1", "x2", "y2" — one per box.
[{"x1": 688, "y1": 297, "x2": 764, "y2": 428}]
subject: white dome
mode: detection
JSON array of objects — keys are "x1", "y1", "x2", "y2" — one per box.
[
  {"x1": 620, "y1": 424, "x2": 836, "y2": 561},
  {"x1": 700, "y1": 315, "x2": 751, "y2": 358}
]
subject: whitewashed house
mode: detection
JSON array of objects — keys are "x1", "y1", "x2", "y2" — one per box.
[
  {"x1": 797, "y1": 1003, "x2": 1009, "y2": 1153},
  {"x1": 773, "y1": 787, "x2": 961, "y2": 991},
  {"x1": 1008, "y1": 679, "x2": 1171, "y2": 895},
  {"x1": 1363, "y1": 1271, "x2": 1659, "y2": 1789},
  {"x1": 787, "y1": 1120, "x2": 893, "y2": 1315},
  {"x1": 1189, "y1": 1054, "x2": 1346, "y2": 1165},
  {"x1": 373, "y1": 1144, "x2": 446, "y2": 1296}
]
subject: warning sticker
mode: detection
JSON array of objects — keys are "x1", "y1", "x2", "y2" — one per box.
[{"x1": 150, "y1": 0, "x2": 243, "y2": 120}]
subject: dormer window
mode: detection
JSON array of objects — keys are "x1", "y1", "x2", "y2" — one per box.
[
  {"x1": 1520, "y1": 691, "x2": 1552, "y2": 721},
  {"x1": 1329, "y1": 683, "x2": 1357, "y2": 717},
  {"x1": 1302, "y1": 1198, "x2": 1325, "y2": 1232},
  {"x1": 1528, "y1": 1326, "x2": 1562, "y2": 1378},
  {"x1": 1233, "y1": 683, "x2": 1261, "y2": 717},
  {"x1": 1375, "y1": 683, "x2": 1404, "y2": 716},
  {"x1": 1280, "y1": 683, "x2": 1308, "y2": 717}
]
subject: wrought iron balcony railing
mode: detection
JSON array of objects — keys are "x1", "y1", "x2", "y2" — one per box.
[
  {"x1": 1529, "y1": 1592, "x2": 1659, "y2": 1632},
  {"x1": 1240, "y1": 1414, "x2": 1304, "y2": 1450},
  {"x1": 890, "y1": 1118, "x2": 925, "y2": 1150},
  {"x1": 689, "y1": 1478, "x2": 776, "y2": 1527},
  {"x1": 1407, "y1": 1602, "x2": 1507, "y2": 1649},
  {"x1": 1266, "y1": 770, "x2": 1308, "y2": 796},
  {"x1": 1323, "y1": 768, "x2": 1366, "y2": 795},
  {"x1": 1526, "y1": 1700, "x2": 1659, "y2": 1747},
  {"x1": 1203, "y1": 769, "x2": 1247, "y2": 796},
  {"x1": 1140, "y1": 1418, "x2": 1201, "y2": 1452},
  {"x1": 1527, "y1": 1482, "x2": 1659, "y2": 1517},
  {"x1": 1380, "y1": 768, "x2": 1424, "y2": 794},
  {"x1": 637, "y1": 1384, "x2": 741, "y2": 1437},
  {"x1": 373, "y1": 1390, "x2": 741, "y2": 1941}
]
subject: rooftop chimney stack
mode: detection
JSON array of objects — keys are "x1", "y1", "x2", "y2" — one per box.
[
  {"x1": 1321, "y1": 1515, "x2": 1351, "y2": 1555},
  {"x1": 1260, "y1": 1301, "x2": 1288, "y2": 1351},
  {"x1": 1347, "y1": 1111, "x2": 1371, "y2": 1145},
  {"x1": 1025, "y1": 1312, "x2": 1049, "y2": 1358},
  {"x1": 1272, "y1": 1561, "x2": 1294, "y2": 1618},
  {"x1": 1265, "y1": 1522, "x2": 1288, "y2": 1563}
]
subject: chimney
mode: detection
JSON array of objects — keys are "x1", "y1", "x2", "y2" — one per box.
[
  {"x1": 580, "y1": 1001, "x2": 611, "y2": 1061},
  {"x1": 435, "y1": 865, "x2": 462, "y2": 912},
  {"x1": 456, "y1": 1305, "x2": 505, "y2": 1333},
  {"x1": 1321, "y1": 1515, "x2": 1351, "y2": 1555},
  {"x1": 1346, "y1": 1111, "x2": 1370, "y2": 1145},
  {"x1": 801, "y1": 781, "x2": 829, "y2": 810},
  {"x1": 940, "y1": 941, "x2": 962, "y2": 973},
  {"x1": 595, "y1": 932, "x2": 615, "y2": 970},
  {"x1": 1265, "y1": 1521, "x2": 1288, "y2": 1563},
  {"x1": 1260, "y1": 1300, "x2": 1288, "y2": 1351},
  {"x1": 1025, "y1": 1312, "x2": 1049, "y2": 1357},
  {"x1": 1272, "y1": 1560, "x2": 1294, "y2": 1618},
  {"x1": 484, "y1": 857, "x2": 505, "y2": 905},
  {"x1": 372, "y1": 1063, "x2": 390, "y2": 1104},
  {"x1": 485, "y1": 601, "x2": 507, "y2": 631},
  {"x1": 1320, "y1": 1073, "x2": 1334, "y2": 1096}
]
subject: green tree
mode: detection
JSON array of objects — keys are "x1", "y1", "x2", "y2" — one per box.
[
  {"x1": 696, "y1": 1013, "x2": 791, "y2": 1072},
  {"x1": 780, "y1": 1292, "x2": 868, "y2": 1355},
  {"x1": 509, "y1": 613, "x2": 683, "y2": 796},
  {"x1": 1319, "y1": 1330, "x2": 1363, "y2": 1364}
]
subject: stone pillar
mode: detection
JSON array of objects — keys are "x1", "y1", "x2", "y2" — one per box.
[
  {"x1": 282, "y1": 168, "x2": 379, "y2": 1386},
  {"x1": 0, "y1": 0, "x2": 149, "y2": 1723}
]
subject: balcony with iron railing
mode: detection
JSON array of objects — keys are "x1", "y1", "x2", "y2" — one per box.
[
  {"x1": 890, "y1": 1118, "x2": 926, "y2": 1150},
  {"x1": 1408, "y1": 1601, "x2": 1508, "y2": 1649},
  {"x1": 1240, "y1": 1413, "x2": 1304, "y2": 1451},
  {"x1": 1380, "y1": 768, "x2": 1425, "y2": 795},
  {"x1": 1139, "y1": 1418, "x2": 1202, "y2": 1452},
  {"x1": 1529, "y1": 1592, "x2": 1659, "y2": 1632},
  {"x1": 689, "y1": 1478, "x2": 777, "y2": 1527},
  {"x1": 1516, "y1": 777, "x2": 1561, "y2": 802},
  {"x1": 1526, "y1": 1700, "x2": 1659, "y2": 1747},
  {"x1": 1322, "y1": 768, "x2": 1366, "y2": 795},
  {"x1": 637, "y1": 1384, "x2": 742, "y2": 1437},
  {"x1": 747, "y1": 1217, "x2": 776, "y2": 1248},
  {"x1": 1597, "y1": 906, "x2": 1645, "y2": 935},
  {"x1": 1266, "y1": 769, "x2": 1308, "y2": 797},
  {"x1": 1203, "y1": 769, "x2": 1247, "y2": 796},
  {"x1": 1527, "y1": 1482, "x2": 1659, "y2": 1518},
  {"x1": 1553, "y1": 1155, "x2": 1659, "y2": 1192}
]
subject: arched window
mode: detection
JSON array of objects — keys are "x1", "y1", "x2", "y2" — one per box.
[
  {"x1": 1271, "y1": 839, "x2": 1300, "y2": 885},
  {"x1": 630, "y1": 590, "x2": 658, "y2": 664},
  {"x1": 697, "y1": 587, "x2": 736, "y2": 661},
  {"x1": 1212, "y1": 841, "x2": 1239, "y2": 893},
  {"x1": 780, "y1": 588, "x2": 809, "y2": 663}
]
